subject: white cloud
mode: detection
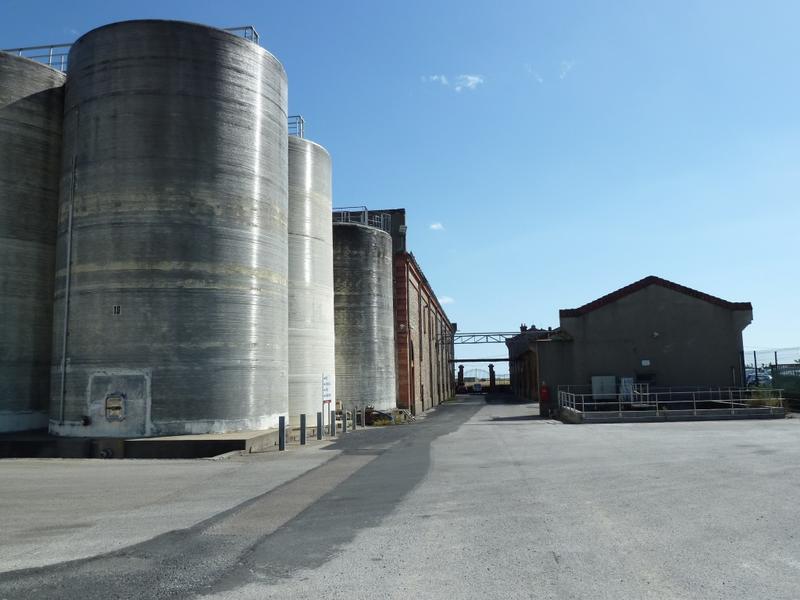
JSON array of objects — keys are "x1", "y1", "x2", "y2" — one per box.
[
  {"x1": 454, "y1": 74, "x2": 484, "y2": 92},
  {"x1": 421, "y1": 73, "x2": 484, "y2": 92},
  {"x1": 439, "y1": 296, "x2": 455, "y2": 305},
  {"x1": 429, "y1": 222, "x2": 444, "y2": 231},
  {"x1": 525, "y1": 64, "x2": 544, "y2": 83},
  {"x1": 559, "y1": 60, "x2": 576, "y2": 80},
  {"x1": 422, "y1": 74, "x2": 449, "y2": 85}
]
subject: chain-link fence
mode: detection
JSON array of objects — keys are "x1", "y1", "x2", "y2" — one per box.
[
  {"x1": 745, "y1": 347, "x2": 800, "y2": 369},
  {"x1": 745, "y1": 347, "x2": 800, "y2": 403}
]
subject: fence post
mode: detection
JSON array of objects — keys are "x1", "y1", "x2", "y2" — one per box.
[
  {"x1": 692, "y1": 392, "x2": 696, "y2": 416},
  {"x1": 300, "y1": 414, "x2": 306, "y2": 445},
  {"x1": 278, "y1": 416, "x2": 285, "y2": 451},
  {"x1": 329, "y1": 409, "x2": 335, "y2": 437},
  {"x1": 753, "y1": 350, "x2": 758, "y2": 385},
  {"x1": 316, "y1": 412, "x2": 323, "y2": 440},
  {"x1": 343, "y1": 410, "x2": 348, "y2": 433}
]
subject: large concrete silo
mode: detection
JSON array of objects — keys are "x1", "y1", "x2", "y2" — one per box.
[
  {"x1": 0, "y1": 53, "x2": 65, "y2": 432},
  {"x1": 288, "y1": 136, "x2": 335, "y2": 424},
  {"x1": 50, "y1": 20, "x2": 289, "y2": 437},
  {"x1": 333, "y1": 222, "x2": 396, "y2": 412}
]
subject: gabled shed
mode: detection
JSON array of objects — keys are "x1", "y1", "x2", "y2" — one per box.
[{"x1": 508, "y1": 276, "x2": 753, "y2": 416}]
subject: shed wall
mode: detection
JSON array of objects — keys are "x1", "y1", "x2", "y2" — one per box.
[{"x1": 557, "y1": 285, "x2": 750, "y2": 390}]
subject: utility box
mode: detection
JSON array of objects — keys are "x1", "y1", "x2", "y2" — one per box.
[{"x1": 591, "y1": 376, "x2": 617, "y2": 400}]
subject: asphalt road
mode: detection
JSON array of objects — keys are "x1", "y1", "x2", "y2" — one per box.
[
  {"x1": 2, "y1": 396, "x2": 799, "y2": 599},
  {"x1": 0, "y1": 444, "x2": 341, "y2": 572}
]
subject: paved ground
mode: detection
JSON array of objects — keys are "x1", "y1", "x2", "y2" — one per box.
[
  {"x1": 0, "y1": 441, "x2": 341, "y2": 571},
  {"x1": 1, "y1": 395, "x2": 799, "y2": 599}
]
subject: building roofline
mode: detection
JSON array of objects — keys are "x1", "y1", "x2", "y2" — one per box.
[
  {"x1": 399, "y1": 251, "x2": 454, "y2": 331},
  {"x1": 559, "y1": 275, "x2": 753, "y2": 318},
  {"x1": 505, "y1": 328, "x2": 569, "y2": 345}
]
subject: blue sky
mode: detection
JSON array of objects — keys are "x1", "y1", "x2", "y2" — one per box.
[{"x1": 3, "y1": 0, "x2": 798, "y2": 369}]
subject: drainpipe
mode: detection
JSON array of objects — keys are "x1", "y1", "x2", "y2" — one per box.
[{"x1": 59, "y1": 108, "x2": 79, "y2": 425}]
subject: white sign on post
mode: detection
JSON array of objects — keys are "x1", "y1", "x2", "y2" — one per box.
[{"x1": 322, "y1": 374, "x2": 332, "y2": 405}]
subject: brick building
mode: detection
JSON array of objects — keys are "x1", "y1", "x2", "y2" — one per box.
[
  {"x1": 394, "y1": 252, "x2": 455, "y2": 414},
  {"x1": 367, "y1": 209, "x2": 456, "y2": 414}
]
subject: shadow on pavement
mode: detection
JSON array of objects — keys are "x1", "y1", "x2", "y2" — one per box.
[
  {"x1": 489, "y1": 414, "x2": 545, "y2": 422},
  {"x1": 484, "y1": 392, "x2": 536, "y2": 405},
  {"x1": 0, "y1": 398, "x2": 484, "y2": 600}
]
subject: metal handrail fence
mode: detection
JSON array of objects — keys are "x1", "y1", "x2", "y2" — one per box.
[
  {"x1": 557, "y1": 383, "x2": 770, "y2": 395},
  {"x1": 558, "y1": 388, "x2": 784, "y2": 417},
  {"x1": 332, "y1": 206, "x2": 392, "y2": 233},
  {"x1": 224, "y1": 26, "x2": 260, "y2": 44},
  {"x1": 288, "y1": 115, "x2": 305, "y2": 138},
  {"x1": 3, "y1": 25, "x2": 261, "y2": 74},
  {"x1": 2, "y1": 43, "x2": 71, "y2": 71}
]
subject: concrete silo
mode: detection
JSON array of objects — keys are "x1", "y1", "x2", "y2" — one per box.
[
  {"x1": 0, "y1": 53, "x2": 65, "y2": 432},
  {"x1": 50, "y1": 20, "x2": 289, "y2": 437},
  {"x1": 333, "y1": 221, "x2": 396, "y2": 412},
  {"x1": 288, "y1": 136, "x2": 335, "y2": 425}
]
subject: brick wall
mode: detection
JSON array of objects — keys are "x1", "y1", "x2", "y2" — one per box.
[{"x1": 393, "y1": 252, "x2": 454, "y2": 415}]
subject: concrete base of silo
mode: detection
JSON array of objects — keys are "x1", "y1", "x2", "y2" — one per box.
[
  {"x1": 0, "y1": 426, "x2": 331, "y2": 459},
  {"x1": 124, "y1": 429, "x2": 291, "y2": 459}
]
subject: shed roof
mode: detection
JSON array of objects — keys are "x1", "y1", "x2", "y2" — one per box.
[{"x1": 559, "y1": 276, "x2": 752, "y2": 318}]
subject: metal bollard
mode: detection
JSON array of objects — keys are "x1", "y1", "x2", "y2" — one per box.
[
  {"x1": 329, "y1": 409, "x2": 335, "y2": 437},
  {"x1": 278, "y1": 415, "x2": 285, "y2": 451},
  {"x1": 300, "y1": 414, "x2": 306, "y2": 445},
  {"x1": 316, "y1": 412, "x2": 322, "y2": 440}
]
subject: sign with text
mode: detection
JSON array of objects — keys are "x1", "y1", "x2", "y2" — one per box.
[{"x1": 322, "y1": 374, "x2": 332, "y2": 404}]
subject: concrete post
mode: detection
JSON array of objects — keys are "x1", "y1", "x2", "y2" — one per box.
[
  {"x1": 278, "y1": 416, "x2": 285, "y2": 451},
  {"x1": 300, "y1": 414, "x2": 306, "y2": 445},
  {"x1": 329, "y1": 409, "x2": 335, "y2": 437},
  {"x1": 316, "y1": 412, "x2": 322, "y2": 440}
]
